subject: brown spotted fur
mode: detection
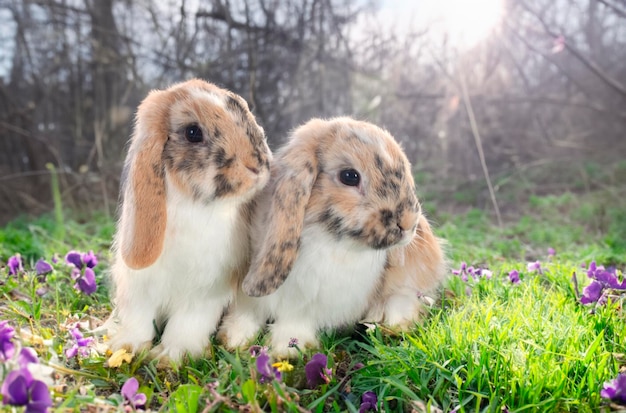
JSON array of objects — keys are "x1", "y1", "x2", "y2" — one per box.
[
  {"x1": 242, "y1": 117, "x2": 445, "y2": 301},
  {"x1": 119, "y1": 79, "x2": 270, "y2": 270}
]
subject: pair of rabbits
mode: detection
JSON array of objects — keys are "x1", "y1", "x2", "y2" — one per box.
[{"x1": 104, "y1": 79, "x2": 447, "y2": 362}]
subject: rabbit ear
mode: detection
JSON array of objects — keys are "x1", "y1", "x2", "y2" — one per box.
[
  {"x1": 242, "y1": 120, "x2": 326, "y2": 297},
  {"x1": 118, "y1": 89, "x2": 173, "y2": 270}
]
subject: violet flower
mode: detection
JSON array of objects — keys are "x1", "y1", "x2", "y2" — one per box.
[
  {"x1": 580, "y1": 281, "x2": 604, "y2": 305},
  {"x1": 601, "y1": 373, "x2": 626, "y2": 404},
  {"x1": 72, "y1": 267, "x2": 97, "y2": 295},
  {"x1": 121, "y1": 377, "x2": 147, "y2": 410},
  {"x1": 35, "y1": 259, "x2": 53, "y2": 276},
  {"x1": 0, "y1": 367, "x2": 52, "y2": 412},
  {"x1": 581, "y1": 261, "x2": 626, "y2": 305},
  {"x1": 18, "y1": 347, "x2": 39, "y2": 366},
  {"x1": 0, "y1": 320, "x2": 16, "y2": 361},
  {"x1": 508, "y1": 270, "x2": 520, "y2": 284},
  {"x1": 547, "y1": 247, "x2": 556, "y2": 257},
  {"x1": 65, "y1": 327, "x2": 93, "y2": 359},
  {"x1": 452, "y1": 263, "x2": 492, "y2": 282},
  {"x1": 305, "y1": 353, "x2": 332, "y2": 388},
  {"x1": 527, "y1": 261, "x2": 542, "y2": 274},
  {"x1": 66, "y1": 250, "x2": 98, "y2": 294},
  {"x1": 7, "y1": 254, "x2": 23, "y2": 275},
  {"x1": 249, "y1": 345, "x2": 264, "y2": 358},
  {"x1": 65, "y1": 250, "x2": 98, "y2": 269},
  {"x1": 255, "y1": 349, "x2": 282, "y2": 383},
  {"x1": 359, "y1": 391, "x2": 378, "y2": 412}
]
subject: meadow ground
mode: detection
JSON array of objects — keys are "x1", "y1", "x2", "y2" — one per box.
[{"x1": 1, "y1": 170, "x2": 625, "y2": 412}]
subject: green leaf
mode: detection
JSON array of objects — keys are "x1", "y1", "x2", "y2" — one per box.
[
  {"x1": 166, "y1": 384, "x2": 203, "y2": 413},
  {"x1": 241, "y1": 379, "x2": 257, "y2": 402}
]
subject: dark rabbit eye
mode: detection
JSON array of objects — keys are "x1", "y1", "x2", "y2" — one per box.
[
  {"x1": 339, "y1": 169, "x2": 360, "y2": 186},
  {"x1": 185, "y1": 125, "x2": 203, "y2": 143}
]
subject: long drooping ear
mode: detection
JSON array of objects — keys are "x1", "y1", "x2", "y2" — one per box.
[
  {"x1": 242, "y1": 119, "x2": 328, "y2": 297},
  {"x1": 118, "y1": 88, "x2": 175, "y2": 270}
]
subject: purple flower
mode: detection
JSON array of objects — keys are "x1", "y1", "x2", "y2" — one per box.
[
  {"x1": 249, "y1": 345, "x2": 264, "y2": 357},
  {"x1": 547, "y1": 247, "x2": 555, "y2": 256},
  {"x1": 65, "y1": 251, "x2": 83, "y2": 268},
  {"x1": 527, "y1": 261, "x2": 542, "y2": 274},
  {"x1": 18, "y1": 347, "x2": 39, "y2": 367},
  {"x1": 451, "y1": 262, "x2": 467, "y2": 276},
  {"x1": 254, "y1": 349, "x2": 282, "y2": 383},
  {"x1": 121, "y1": 377, "x2": 147, "y2": 410},
  {"x1": 601, "y1": 373, "x2": 626, "y2": 403},
  {"x1": 7, "y1": 254, "x2": 23, "y2": 275},
  {"x1": 305, "y1": 353, "x2": 332, "y2": 388},
  {"x1": 65, "y1": 250, "x2": 98, "y2": 269},
  {"x1": 73, "y1": 267, "x2": 97, "y2": 295},
  {"x1": 288, "y1": 338, "x2": 299, "y2": 348},
  {"x1": 65, "y1": 327, "x2": 93, "y2": 359},
  {"x1": 35, "y1": 259, "x2": 53, "y2": 276},
  {"x1": 82, "y1": 251, "x2": 98, "y2": 269},
  {"x1": 452, "y1": 262, "x2": 492, "y2": 282},
  {"x1": 359, "y1": 391, "x2": 378, "y2": 412},
  {"x1": 581, "y1": 261, "x2": 626, "y2": 305},
  {"x1": 581, "y1": 281, "x2": 604, "y2": 305},
  {"x1": 0, "y1": 320, "x2": 16, "y2": 361},
  {"x1": 508, "y1": 270, "x2": 520, "y2": 284},
  {"x1": 0, "y1": 367, "x2": 52, "y2": 412},
  {"x1": 66, "y1": 251, "x2": 98, "y2": 295}
]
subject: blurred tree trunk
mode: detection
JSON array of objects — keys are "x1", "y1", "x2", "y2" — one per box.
[{"x1": 86, "y1": 0, "x2": 129, "y2": 168}]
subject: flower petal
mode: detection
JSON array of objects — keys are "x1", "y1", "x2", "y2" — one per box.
[
  {"x1": 76, "y1": 267, "x2": 97, "y2": 295},
  {"x1": 18, "y1": 347, "x2": 39, "y2": 367},
  {"x1": 35, "y1": 259, "x2": 53, "y2": 276},
  {"x1": 65, "y1": 344, "x2": 78, "y2": 359},
  {"x1": 121, "y1": 377, "x2": 139, "y2": 401},
  {"x1": 65, "y1": 251, "x2": 83, "y2": 268},
  {"x1": 27, "y1": 380, "x2": 52, "y2": 412},
  {"x1": 7, "y1": 254, "x2": 23, "y2": 275},
  {"x1": 1, "y1": 369, "x2": 30, "y2": 405},
  {"x1": 82, "y1": 251, "x2": 98, "y2": 269},
  {"x1": 581, "y1": 280, "x2": 604, "y2": 304},
  {"x1": 107, "y1": 348, "x2": 133, "y2": 368},
  {"x1": 133, "y1": 392, "x2": 147, "y2": 408},
  {"x1": 305, "y1": 353, "x2": 329, "y2": 388}
]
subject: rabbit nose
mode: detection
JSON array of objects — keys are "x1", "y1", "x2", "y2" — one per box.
[{"x1": 397, "y1": 213, "x2": 418, "y2": 233}]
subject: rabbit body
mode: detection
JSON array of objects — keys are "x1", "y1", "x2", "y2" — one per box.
[
  {"x1": 104, "y1": 79, "x2": 271, "y2": 362},
  {"x1": 219, "y1": 117, "x2": 446, "y2": 358},
  {"x1": 221, "y1": 224, "x2": 387, "y2": 356},
  {"x1": 108, "y1": 185, "x2": 248, "y2": 361}
]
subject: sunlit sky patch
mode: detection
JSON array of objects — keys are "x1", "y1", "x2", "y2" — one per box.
[{"x1": 376, "y1": 0, "x2": 505, "y2": 48}]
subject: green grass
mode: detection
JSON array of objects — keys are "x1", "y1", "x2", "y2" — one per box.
[{"x1": 1, "y1": 186, "x2": 625, "y2": 412}]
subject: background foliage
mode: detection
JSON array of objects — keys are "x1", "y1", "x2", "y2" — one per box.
[{"x1": 1, "y1": 0, "x2": 625, "y2": 223}]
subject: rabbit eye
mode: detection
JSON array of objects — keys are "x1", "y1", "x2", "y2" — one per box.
[
  {"x1": 339, "y1": 169, "x2": 360, "y2": 187},
  {"x1": 184, "y1": 125, "x2": 203, "y2": 143}
]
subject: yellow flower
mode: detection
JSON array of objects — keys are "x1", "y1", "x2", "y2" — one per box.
[
  {"x1": 272, "y1": 360, "x2": 294, "y2": 372},
  {"x1": 107, "y1": 348, "x2": 133, "y2": 368}
]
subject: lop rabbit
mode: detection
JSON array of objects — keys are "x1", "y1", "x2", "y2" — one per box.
[
  {"x1": 105, "y1": 79, "x2": 271, "y2": 362},
  {"x1": 219, "y1": 117, "x2": 446, "y2": 357}
]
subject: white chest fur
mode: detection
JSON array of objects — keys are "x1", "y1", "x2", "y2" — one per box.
[
  {"x1": 264, "y1": 224, "x2": 387, "y2": 328},
  {"x1": 113, "y1": 183, "x2": 247, "y2": 313}
]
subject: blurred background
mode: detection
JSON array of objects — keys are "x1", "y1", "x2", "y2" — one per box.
[{"x1": 0, "y1": 0, "x2": 625, "y2": 226}]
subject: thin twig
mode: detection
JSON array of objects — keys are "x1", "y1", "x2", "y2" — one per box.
[{"x1": 458, "y1": 72, "x2": 503, "y2": 228}]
